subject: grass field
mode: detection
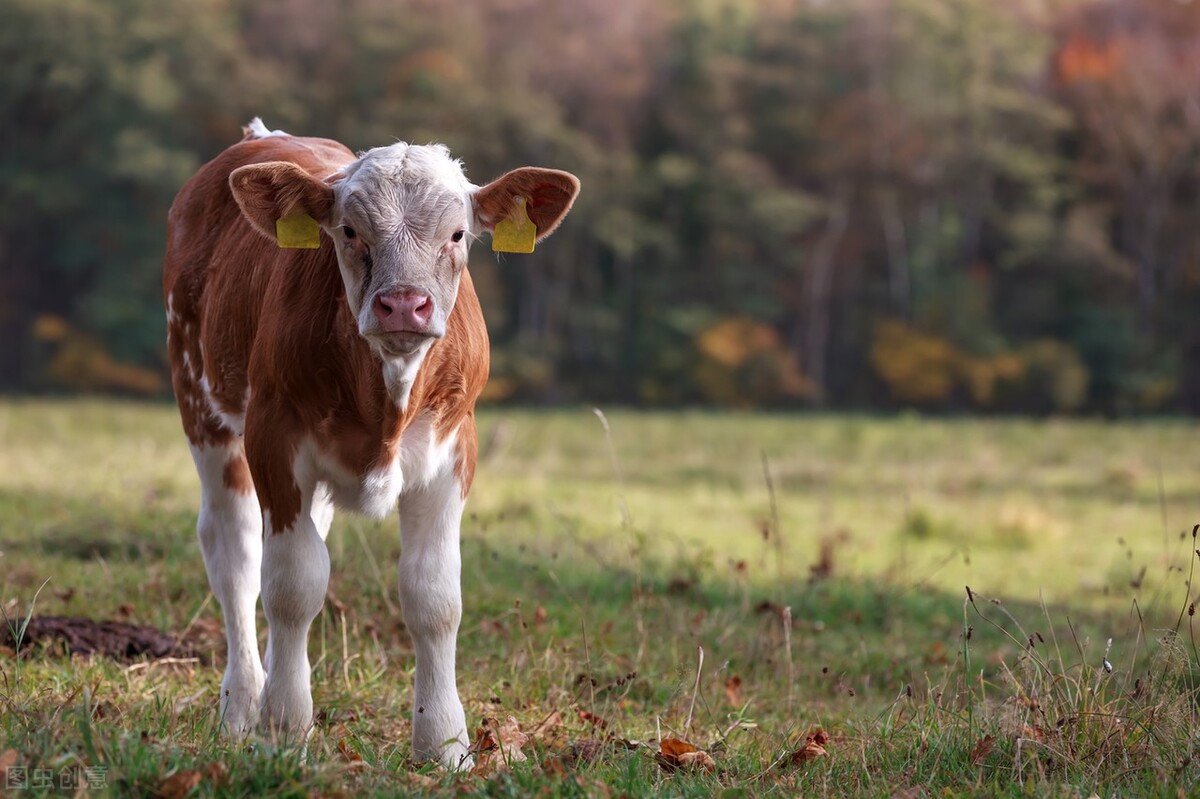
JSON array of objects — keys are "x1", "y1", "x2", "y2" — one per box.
[{"x1": 2, "y1": 399, "x2": 1199, "y2": 797}]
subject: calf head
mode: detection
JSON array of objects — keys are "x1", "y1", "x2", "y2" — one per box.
[{"x1": 230, "y1": 143, "x2": 579, "y2": 374}]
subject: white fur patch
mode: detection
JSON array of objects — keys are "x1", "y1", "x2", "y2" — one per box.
[
  {"x1": 293, "y1": 437, "x2": 403, "y2": 520},
  {"x1": 196, "y1": 375, "x2": 247, "y2": 435},
  {"x1": 287, "y1": 411, "x2": 458, "y2": 521},
  {"x1": 400, "y1": 411, "x2": 459, "y2": 491},
  {"x1": 381, "y1": 342, "x2": 434, "y2": 410},
  {"x1": 245, "y1": 117, "x2": 289, "y2": 139}
]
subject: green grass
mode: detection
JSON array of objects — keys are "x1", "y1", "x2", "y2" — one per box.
[{"x1": 2, "y1": 399, "x2": 1200, "y2": 796}]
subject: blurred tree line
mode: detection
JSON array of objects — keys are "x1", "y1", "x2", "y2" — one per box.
[{"x1": 3, "y1": 0, "x2": 1200, "y2": 413}]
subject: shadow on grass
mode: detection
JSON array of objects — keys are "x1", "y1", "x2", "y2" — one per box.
[{"x1": 0, "y1": 488, "x2": 191, "y2": 562}]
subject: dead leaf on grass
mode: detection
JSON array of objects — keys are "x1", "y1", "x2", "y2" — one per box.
[
  {"x1": 1019, "y1": 724, "x2": 1047, "y2": 742},
  {"x1": 402, "y1": 771, "x2": 439, "y2": 789},
  {"x1": 336, "y1": 738, "x2": 365, "y2": 766},
  {"x1": 0, "y1": 750, "x2": 19, "y2": 782},
  {"x1": 155, "y1": 769, "x2": 202, "y2": 799},
  {"x1": 969, "y1": 734, "x2": 996, "y2": 765},
  {"x1": 655, "y1": 738, "x2": 716, "y2": 773},
  {"x1": 543, "y1": 755, "x2": 570, "y2": 777},
  {"x1": 577, "y1": 709, "x2": 607, "y2": 730},
  {"x1": 779, "y1": 729, "x2": 829, "y2": 768},
  {"x1": 472, "y1": 715, "x2": 529, "y2": 776},
  {"x1": 724, "y1": 675, "x2": 743, "y2": 706}
]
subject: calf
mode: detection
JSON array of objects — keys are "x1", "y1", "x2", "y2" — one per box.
[{"x1": 164, "y1": 118, "x2": 579, "y2": 767}]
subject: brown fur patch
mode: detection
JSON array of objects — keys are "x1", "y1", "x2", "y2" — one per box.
[
  {"x1": 454, "y1": 412, "x2": 479, "y2": 498},
  {"x1": 229, "y1": 161, "x2": 337, "y2": 242},
  {"x1": 222, "y1": 454, "x2": 254, "y2": 495}
]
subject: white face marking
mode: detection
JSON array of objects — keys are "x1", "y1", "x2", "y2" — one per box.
[{"x1": 326, "y1": 144, "x2": 476, "y2": 405}]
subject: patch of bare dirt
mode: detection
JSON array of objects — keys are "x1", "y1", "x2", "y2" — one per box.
[{"x1": 2, "y1": 616, "x2": 203, "y2": 663}]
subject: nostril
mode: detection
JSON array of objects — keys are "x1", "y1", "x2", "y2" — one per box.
[
  {"x1": 375, "y1": 294, "x2": 397, "y2": 319},
  {"x1": 413, "y1": 295, "x2": 433, "y2": 322}
]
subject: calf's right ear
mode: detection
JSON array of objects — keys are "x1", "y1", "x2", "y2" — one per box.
[{"x1": 229, "y1": 161, "x2": 336, "y2": 243}]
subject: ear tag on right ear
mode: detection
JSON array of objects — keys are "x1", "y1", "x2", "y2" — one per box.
[
  {"x1": 492, "y1": 196, "x2": 537, "y2": 254},
  {"x1": 276, "y1": 208, "x2": 320, "y2": 249}
]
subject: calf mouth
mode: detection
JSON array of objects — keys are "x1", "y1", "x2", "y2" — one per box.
[{"x1": 371, "y1": 329, "x2": 438, "y2": 357}]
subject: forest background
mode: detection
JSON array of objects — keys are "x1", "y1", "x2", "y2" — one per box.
[{"x1": 4, "y1": 0, "x2": 1199, "y2": 416}]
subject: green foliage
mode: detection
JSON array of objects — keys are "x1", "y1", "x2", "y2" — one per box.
[{"x1": 4, "y1": 0, "x2": 1200, "y2": 413}]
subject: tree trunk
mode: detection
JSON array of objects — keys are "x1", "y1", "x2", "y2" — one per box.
[{"x1": 793, "y1": 184, "x2": 852, "y2": 399}]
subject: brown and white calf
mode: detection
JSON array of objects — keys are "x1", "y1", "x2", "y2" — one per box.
[{"x1": 163, "y1": 118, "x2": 579, "y2": 767}]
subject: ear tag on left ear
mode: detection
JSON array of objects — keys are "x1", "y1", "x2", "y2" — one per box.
[
  {"x1": 492, "y1": 196, "x2": 537, "y2": 254},
  {"x1": 276, "y1": 208, "x2": 320, "y2": 249}
]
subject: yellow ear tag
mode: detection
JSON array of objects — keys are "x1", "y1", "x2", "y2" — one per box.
[
  {"x1": 491, "y1": 196, "x2": 537, "y2": 254},
  {"x1": 276, "y1": 209, "x2": 320, "y2": 249}
]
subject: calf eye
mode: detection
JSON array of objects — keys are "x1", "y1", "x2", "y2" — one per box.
[
  {"x1": 342, "y1": 225, "x2": 357, "y2": 240},
  {"x1": 452, "y1": 230, "x2": 465, "y2": 243}
]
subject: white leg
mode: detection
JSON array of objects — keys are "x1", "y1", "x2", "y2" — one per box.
[
  {"x1": 398, "y1": 465, "x2": 472, "y2": 769},
  {"x1": 311, "y1": 482, "x2": 335, "y2": 541},
  {"x1": 259, "y1": 496, "x2": 330, "y2": 738},
  {"x1": 262, "y1": 483, "x2": 334, "y2": 678},
  {"x1": 190, "y1": 442, "x2": 264, "y2": 737}
]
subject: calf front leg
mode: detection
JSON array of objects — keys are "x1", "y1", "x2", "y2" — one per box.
[
  {"x1": 398, "y1": 464, "x2": 471, "y2": 769},
  {"x1": 259, "y1": 495, "x2": 330, "y2": 739},
  {"x1": 190, "y1": 442, "x2": 264, "y2": 737}
]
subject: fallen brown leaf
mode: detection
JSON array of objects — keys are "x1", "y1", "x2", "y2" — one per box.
[
  {"x1": 336, "y1": 738, "x2": 364, "y2": 764},
  {"x1": 779, "y1": 729, "x2": 829, "y2": 768},
  {"x1": 401, "y1": 771, "x2": 438, "y2": 789},
  {"x1": 969, "y1": 734, "x2": 996, "y2": 765},
  {"x1": 156, "y1": 769, "x2": 202, "y2": 799},
  {"x1": 542, "y1": 756, "x2": 570, "y2": 777},
  {"x1": 472, "y1": 715, "x2": 529, "y2": 776},
  {"x1": 202, "y1": 762, "x2": 229, "y2": 786},
  {"x1": 724, "y1": 675, "x2": 743, "y2": 706},
  {"x1": 1020, "y1": 724, "x2": 1047, "y2": 742},
  {"x1": 0, "y1": 750, "x2": 19, "y2": 783},
  {"x1": 655, "y1": 738, "x2": 716, "y2": 773},
  {"x1": 577, "y1": 709, "x2": 608, "y2": 730},
  {"x1": 478, "y1": 618, "x2": 507, "y2": 638}
]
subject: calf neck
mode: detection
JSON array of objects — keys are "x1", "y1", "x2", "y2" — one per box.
[{"x1": 163, "y1": 118, "x2": 578, "y2": 767}]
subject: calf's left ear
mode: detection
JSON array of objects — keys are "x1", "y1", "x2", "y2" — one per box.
[
  {"x1": 472, "y1": 168, "x2": 581, "y2": 242},
  {"x1": 229, "y1": 161, "x2": 336, "y2": 243}
]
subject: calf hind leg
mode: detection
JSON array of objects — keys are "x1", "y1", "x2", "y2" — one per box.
[{"x1": 191, "y1": 441, "x2": 265, "y2": 737}]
